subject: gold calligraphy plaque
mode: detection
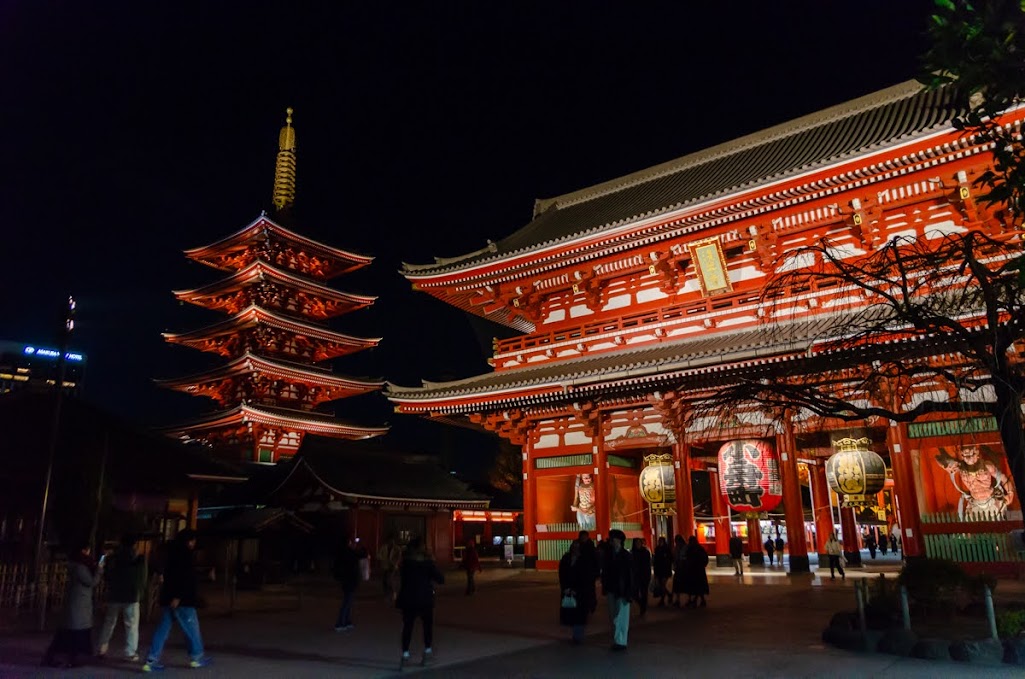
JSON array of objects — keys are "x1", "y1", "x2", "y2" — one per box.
[{"x1": 687, "y1": 237, "x2": 732, "y2": 297}]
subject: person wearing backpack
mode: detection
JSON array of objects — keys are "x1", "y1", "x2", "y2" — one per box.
[
  {"x1": 397, "y1": 537, "x2": 445, "y2": 669},
  {"x1": 97, "y1": 535, "x2": 146, "y2": 662}
]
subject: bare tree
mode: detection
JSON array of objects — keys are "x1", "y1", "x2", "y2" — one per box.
[{"x1": 692, "y1": 229, "x2": 1025, "y2": 523}]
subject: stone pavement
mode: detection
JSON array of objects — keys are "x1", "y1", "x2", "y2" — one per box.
[{"x1": 0, "y1": 566, "x2": 1020, "y2": 678}]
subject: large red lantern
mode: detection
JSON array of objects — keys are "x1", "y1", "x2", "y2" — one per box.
[{"x1": 717, "y1": 439, "x2": 783, "y2": 514}]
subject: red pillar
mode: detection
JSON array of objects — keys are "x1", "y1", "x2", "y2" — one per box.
[
  {"x1": 673, "y1": 441, "x2": 695, "y2": 538},
  {"x1": 522, "y1": 435, "x2": 537, "y2": 567},
  {"x1": 593, "y1": 415, "x2": 611, "y2": 541},
  {"x1": 810, "y1": 463, "x2": 833, "y2": 558},
  {"x1": 747, "y1": 517, "x2": 764, "y2": 566},
  {"x1": 709, "y1": 468, "x2": 731, "y2": 566},
  {"x1": 778, "y1": 423, "x2": 810, "y2": 573},
  {"x1": 840, "y1": 506, "x2": 862, "y2": 566},
  {"x1": 887, "y1": 421, "x2": 924, "y2": 558}
]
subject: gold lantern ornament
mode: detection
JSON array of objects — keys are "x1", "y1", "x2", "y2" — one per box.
[
  {"x1": 825, "y1": 437, "x2": 887, "y2": 508},
  {"x1": 639, "y1": 453, "x2": 676, "y2": 516}
]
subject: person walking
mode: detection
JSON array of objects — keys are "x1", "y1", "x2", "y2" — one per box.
[
  {"x1": 763, "y1": 537, "x2": 775, "y2": 566},
  {"x1": 670, "y1": 535, "x2": 687, "y2": 607},
  {"x1": 630, "y1": 538, "x2": 652, "y2": 617},
  {"x1": 460, "y1": 540, "x2": 482, "y2": 595},
  {"x1": 774, "y1": 535, "x2": 784, "y2": 563},
  {"x1": 97, "y1": 535, "x2": 146, "y2": 662},
  {"x1": 865, "y1": 531, "x2": 877, "y2": 559},
  {"x1": 878, "y1": 532, "x2": 889, "y2": 556},
  {"x1": 576, "y1": 531, "x2": 600, "y2": 615},
  {"x1": 558, "y1": 541, "x2": 596, "y2": 644},
  {"x1": 377, "y1": 538, "x2": 401, "y2": 599},
  {"x1": 600, "y1": 529, "x2": 633, "y2": 651},
  {"x1": 42, "y1": 542, "x2": 100, "y2": 669},
  {"x1": 142, "y1": 529, "x2": 211, "y2": 672},
  {"x1": 682, "y1": 536, "x2": 710, "y2": 608},
  {"x1": 397, "y1": 537, "x2": 444, "y2": 669},
  {"x1": 825, "y1": 532, "x2": 846, "y2": 581},
  {"x1": 729, "y1": 532, "x2": 745, "y2": 576},
  {"x1": 651, "y1": 536, "x2": 672, "y2": 607},
  {"x1": 333, "y1": 536, "x2": 361, "y2": 631}
]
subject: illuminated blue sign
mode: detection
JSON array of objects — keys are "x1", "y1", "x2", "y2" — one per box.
[{"x1": 23, "y1": 346, "x2": 83, "y2": 362}]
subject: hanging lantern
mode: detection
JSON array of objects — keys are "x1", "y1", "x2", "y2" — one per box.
[
  {"x1": 717, "y1": 439, "x2": 783, "y2": 514},
  {"x1": 639, "y1": 453, "x2": 676, "y2": 515},
  {"x1": 826, "y1": 437, "x2": 887, "y2": 508}
]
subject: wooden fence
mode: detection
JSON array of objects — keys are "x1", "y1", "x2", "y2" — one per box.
[{"x1": 923, "y1": 532, "x2": 1025, "y2": 563}]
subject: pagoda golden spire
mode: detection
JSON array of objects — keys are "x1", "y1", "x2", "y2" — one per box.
[{"x1": 272, "y1": 107, "x2": 297, "y2": 212}]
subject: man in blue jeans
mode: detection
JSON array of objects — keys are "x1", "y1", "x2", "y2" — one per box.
[{"x1": 143, "y1": 529, "x2": 211, "y2": 672}]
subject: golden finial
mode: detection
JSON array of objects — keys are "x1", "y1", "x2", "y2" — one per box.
[{"x1": 272, "y1": 107, "x2": 297, "y2": 212}]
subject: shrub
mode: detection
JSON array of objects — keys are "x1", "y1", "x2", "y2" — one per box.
[
  {"x1": 897, "y1": 558, "x2": 967, "y2": 614},
  {"x1": 997, "y1": 609, "x2": 1025, "y2": 639}
]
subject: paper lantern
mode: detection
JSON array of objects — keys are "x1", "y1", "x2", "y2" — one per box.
[
  {"x1": 639, "y1": 453, "x2": 676, "y2": 515},
  {"x1": 717, "y1": 439, "x2": 783, "y2": 514},
  {"x1": 826, "y1": 437, "x2": 886, "y2": 507}
]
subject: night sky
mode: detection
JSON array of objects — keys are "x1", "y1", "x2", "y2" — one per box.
[{"x1": 1, "y1": 1, "x2": 934, "y2": 479}]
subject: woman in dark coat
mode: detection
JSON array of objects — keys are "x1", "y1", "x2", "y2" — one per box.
[
  {"x1": 651, "y1": 536, "x2": 673, "y2": 607},
  {"x1": 630, "y1": 538, "x2": 652, "y2": 617},
  {"x1": 42, "y1": 543, "x2": 99, "y2": 668},
  {"x1": 670, "y1": 535, "x2": 687, "y2": 607},
  {"x1": 682, "y1": 536, "x2": 710, "y2": 607},
  {"x1": 396, "y1": 537, "x2": 444, "y2": 669},
  {"x1": 558, "y1": 541, "x2": 596, "y2": 644}
]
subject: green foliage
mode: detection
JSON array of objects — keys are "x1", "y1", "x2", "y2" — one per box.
[
  {"x1": 898, "y1": 558, "x2": 969, "y2": 611},
  {"x1": 997, "y1": 607, "x2": 1025, "y2": 638},
  {"x1": 920, "y1": 0, "x2": 1025, "y2": 221}
]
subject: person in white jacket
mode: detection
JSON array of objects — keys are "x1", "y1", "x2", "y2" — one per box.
[{"x1": 824, "y1": 533, "x2": 845, "y2": 581}]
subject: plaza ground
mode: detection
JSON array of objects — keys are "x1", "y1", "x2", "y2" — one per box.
[{"x1": 0, "y1": 557, "x2": 1021, "y2": 678}]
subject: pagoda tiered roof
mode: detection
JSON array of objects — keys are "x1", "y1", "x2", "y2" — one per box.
[
  {"x1": 162, "y1": 304, "x2": 381, "y2": 362},
  {"x1": 161, "y1": 109, "x2": 388, "y2": 462},
  {"x1": 155, "y1": 351, "x2": 385, "y2": 408},
  {"x1": 165, "y1": 403, "x2": 388, "y2": 442},
  {"x1": 173, "y1": 260, "x2": 376, "y2": 320},
  {"x1": 186, "y1": 215, "x2": 373, "y2": 279}
]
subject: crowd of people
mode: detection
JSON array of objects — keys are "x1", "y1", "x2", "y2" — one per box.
[
  {"x1": 558, "y1": 530, "x2": 709, "y2": 651},
  {"x1": 42, "y1": 527, "x2": 714, "y2": 670},
  {"x1": 41, "y1": 529, "x2": 211, "y2": 671}
]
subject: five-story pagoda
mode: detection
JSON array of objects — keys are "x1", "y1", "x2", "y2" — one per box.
[{"x1": 159, "y1": 109, "x2": 388, "y2": 463}]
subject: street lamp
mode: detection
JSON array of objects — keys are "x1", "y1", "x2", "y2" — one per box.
[{"x1": 33, "y1": 295, "x2": 75, "y2": 627}]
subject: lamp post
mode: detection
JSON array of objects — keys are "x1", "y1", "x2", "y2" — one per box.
[{"x1": 33, "y1": 295, "x2": 75, "y2": 627}]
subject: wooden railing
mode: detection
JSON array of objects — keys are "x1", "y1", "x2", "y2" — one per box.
[
  {"x1": 493, "y1": 290, "x2": 759, "y2": 358},
  {"x1": 537, "y1": 539, "x2": 574, "y2": 562},
  {"x1": 923, "y1": 532, "x2": 1025, "y2": 563}
]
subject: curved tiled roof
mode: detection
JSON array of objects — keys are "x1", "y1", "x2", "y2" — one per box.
[
  {"x1": 386, "y1": 313, "x2": 848, "y2": 405},
  {"x1": 403, "y1": 81, "x2": 964, "y2": 276}
]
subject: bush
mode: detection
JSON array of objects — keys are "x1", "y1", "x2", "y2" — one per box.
[
  {"x1": 898, "y1": 558, "x2": 967, "y2": 614},
  {"x1": 997, "y1": 609, "x2": 1025, "y2": 639}
]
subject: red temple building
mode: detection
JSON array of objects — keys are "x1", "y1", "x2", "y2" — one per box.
[
  {"x1": 389, "y1": 81, "x2": 1025, "y2": 574},
  {"x1": 160, "y1": 109, "x2": 387, "y2": 463}
]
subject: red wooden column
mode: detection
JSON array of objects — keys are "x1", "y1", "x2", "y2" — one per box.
[
  {"x1": 886, "y1": 420, "x2": 924, "y2": 558},
  {"x1": 747, "y1": 517, "x2": 764, "y2": 566},
  {"x1": 522, "y1": 432, "x2": 538, "y2": 568},
  {"x1": 810, "y1": 462, "x2": 833, "y2": 559},
  {"x1": 778, "y1": 420, "x2": 810, "y2": 573},
  {"x1": 673, "y1": 440, "x2": 695, "y2": 538},
  {"x1": 593, "y1": 412, "x2": 611, "y2": 541},
  {"x1": 709, "y1": 467, "x2": 731, "y2": 566},
  {"x1": 840, "y1": 506, "x2": 862, "y2": 566}
]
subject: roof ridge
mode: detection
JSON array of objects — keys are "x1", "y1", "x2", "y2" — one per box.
[{"x1": 538, "y1": 80, "x2": 926, "y2": 213}]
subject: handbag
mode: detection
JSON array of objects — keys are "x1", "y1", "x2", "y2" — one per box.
[{"x1": 561, "y1": 594, "x2": 577, "y2": 609}]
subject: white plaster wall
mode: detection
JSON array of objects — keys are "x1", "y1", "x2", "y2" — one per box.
[
  {"x1": 535, "y1": 434, "x2": 561, "y2": 449},
  {"x1": 636, "y1": 287, "x2": 669, "y2": 304}
]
